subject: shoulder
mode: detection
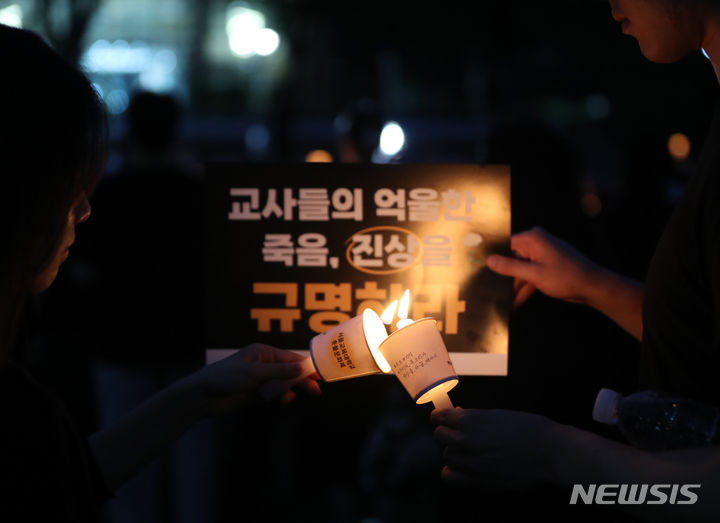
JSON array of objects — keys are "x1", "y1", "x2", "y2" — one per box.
[
  {"x1": 695, "y1": 105, "x2": 720, "y2": 227},
  {"x1": 0, "y1": 364, "x2": 66, "y2": 502},
  {"x1": 0, "y1": 363, "x2": 76, "y2": 454},
  {"x1": 0, "y1": 363, "x2": 60, "y2": 413},
  {"x1": 0, "y1": 363, "x2": 104, "y2": 515}
]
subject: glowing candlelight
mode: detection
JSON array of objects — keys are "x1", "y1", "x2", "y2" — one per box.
[
  {"x1": 380, "y1": 300, "x2": 398, "y2": 325},
  {"x1": 395, "y1": 289, "x2": 413, "y2": 329},
  {"x1": 377, "y1": 291, "x2": 458, "y2": 410},
  {"x1": 264, "y1": 289, "x2": 459, "y2": 411},
  {"x1": 308, "y1": 313, "x2": 386, "y2": 382},
  {"x1": 303, "y1": 295, "x2": 412, "y2": 382},
  {"x1": 362, "y1": 308, "x2": 391, "y2": 373},
  {"x1": 261, "y1": 308, "x2": 388, "y2": 397}
]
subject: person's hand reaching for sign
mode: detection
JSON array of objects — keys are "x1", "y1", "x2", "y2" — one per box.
[
  {"x1": 486, "y1": 227, "x2": 644, "y2": 339},
  {"x1": 486, "y1": 227, "x2": 601, "y2": 309}
]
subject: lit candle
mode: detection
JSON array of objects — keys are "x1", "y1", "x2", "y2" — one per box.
[
  {"x1": 261, "y1": 289, "x2": 459, "y2": 410},
  {"x1": 260, "y1": 306, "x2": 392, "y2": 399},
  {"x1": 304, "y1": 303, "x2": 396, "y2": 382},
  {"x1": 395, "y1": 289, "x2": 414, "y2": 329},
  {"x1": 378, "y1": 289, "x2": 458, "y2": 410}
]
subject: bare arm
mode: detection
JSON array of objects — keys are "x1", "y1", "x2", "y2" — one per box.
[
  {"x1": 488, "y1": 227, "x2": 644, "y2": 340},
  {"x1": 583, "y1": 265, "x2": 644, "y2": 340},
  {"x1": 552, "y1": 422, "x2": 720, "y2": 521},
  {"x1": 89, "y1": 343, "x2": 320, "y2": 492},
  {"x1": 433, "y1": 408, "x2": 720, "y2": 522},
  {"x1": 89, "y1": 379, "x2": 205, "y2": 492}
]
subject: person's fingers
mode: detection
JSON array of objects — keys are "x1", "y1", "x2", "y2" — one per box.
[
  {"x1": 259, "y1": 372, "x2": 322, "y2": 400},
  {"x1": 240, "y1": 343, "x2": 262, "y2": 355},
  {"x1": 280, "y1": 389, "x2": 296, "y2": 404},
  {"x1": 440, "y1": 465, "x2": 476, "y2": 487},
  {"x1": 242, "y1": 343, "x2": 278, "y2": 362},
  {"x1": 442, "y1": 447, "x2": 476, "y2": 472},
  {"x1": 513, "y1": 277, "x2": 524, "y2": 293},
  {"x1": 297, "y1": 377, "x2": 322, "y2": 396},
  {"x1": 258, "y1": 378, "x2": 292, "y2": 400},
  {"x1": 430, "y1": 406, "x2": 463, "y2": 428},
  {"x1": 268, "y1": 349, "x2": 310, "y2": 363},
  {"x1": 251, "y1": 361, "x2": 304, "y2": 382},
  {"x1": 245, "y1": 343, "x2": 307, "y2": 364},
  {"x1": 509, "y1": 228, "x2": 545, "y2": 255},
  {"x1": 433, "y1": 425, "x2": 467, "y2": 449},
  {"x1": 514, "y1": 282, "x2": 536, "y2": 309},
  {"x1": 486, "y1": 255, "x2": 540, "y2": 282}
]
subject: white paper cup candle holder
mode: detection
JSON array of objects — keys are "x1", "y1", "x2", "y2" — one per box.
[{"x1": 261, "y1": 289, "x2": 459, "y2": 410}]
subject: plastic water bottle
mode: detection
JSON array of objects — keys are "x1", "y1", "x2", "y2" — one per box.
[{"x1": 592, "y1": 388, "x2": 720, "y2": 451}]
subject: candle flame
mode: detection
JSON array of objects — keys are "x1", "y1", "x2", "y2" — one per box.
[
  {"x1": 398, "y1": 289, "x2": 411, "y2": 320},
  {"x1": 380, "y1": 300, "x2": 398, "y2": 325},
  {"x1": 362, "y1": 309, "x2": 392, "y2": 373}
]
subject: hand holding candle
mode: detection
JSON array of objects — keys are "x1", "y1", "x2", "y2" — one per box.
[
  {"x1": 189, "y1": 343, "x2": 321, "y2": 411},
  {"x1": 269, "y1": 289, "x2": 459, "y2": 410},
  {"x1": 259, "y1": 356, "x2": 318, "y2": 400},
  {"x1": 260, "y1": 304, "x2": 392, "y2": 399},
  {"x1": 307, "y1": 308, "x2": 390, "y2": 381}
]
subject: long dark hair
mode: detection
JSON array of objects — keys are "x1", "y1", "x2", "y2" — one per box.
[{"x1": 0, "y1": 25, "x2": 107, "y2": 362}]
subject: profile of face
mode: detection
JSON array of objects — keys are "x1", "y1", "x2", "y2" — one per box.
[
  {"x1": 609, "y1": 0, "x2": 705, "y2": 63},
  {"x1": 31, "y1": 193, "x2": 91, "y2": 293}
]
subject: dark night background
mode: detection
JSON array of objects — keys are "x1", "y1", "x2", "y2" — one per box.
[{"x1": 10, "y1": 0, "x2": 720, "y2": 521}]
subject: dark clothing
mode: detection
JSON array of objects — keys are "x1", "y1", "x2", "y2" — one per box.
[
  {"x1": 73, "y1": 167, "x2": 204, "y2": 368},
  {"x1": 640, "y1": 106, "x2": 720, "y2": 405},
  {"x1": 0, "y1": 362, "x2": 108, "y2": 522}
]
